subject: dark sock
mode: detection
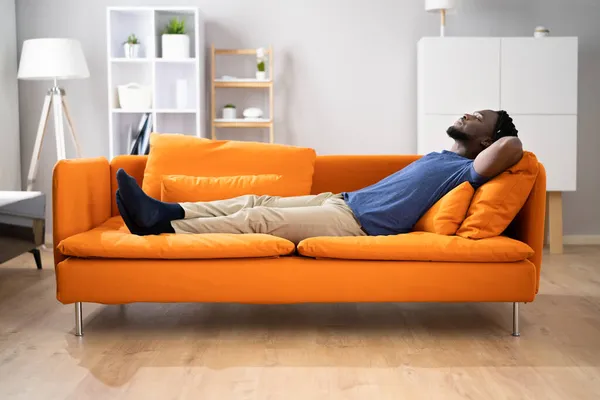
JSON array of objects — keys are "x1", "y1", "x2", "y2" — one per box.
[
  {"x1": 116, "y1": 190, "x2": 175, "y2": 236},
  {"x1": 116, "y1": 168, "x2": 184, "y2": 228}
]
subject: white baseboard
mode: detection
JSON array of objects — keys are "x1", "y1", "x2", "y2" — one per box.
[{"x1": 563, "y1": 235, "x2": 600, "y2": 245}]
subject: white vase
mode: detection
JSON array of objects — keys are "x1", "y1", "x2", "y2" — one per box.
[
  {"x1": 256, "y1": 71, "x2": 266, "y2": 80},
  {"x1": 223, "y1": 107, "x2": 236, "y2": 120},
  {"x1": 161, "y1": 34, "x2": 190, "y2": 59},
  {"x1": 123, "y1": 43, "x2": 141, "y2": 58}
]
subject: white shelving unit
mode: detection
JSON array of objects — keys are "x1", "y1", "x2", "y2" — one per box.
[{"x1": 106, "y1": 6, "x2": 204, "y2": 159}]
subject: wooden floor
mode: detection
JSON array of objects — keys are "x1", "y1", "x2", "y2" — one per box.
[{"x1": 1, "y1": 248, "x2": 599, "y2": 399}]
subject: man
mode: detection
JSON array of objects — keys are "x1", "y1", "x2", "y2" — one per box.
[{"x1": 116, "y1": 110, "x2": 522, "y2": 243}]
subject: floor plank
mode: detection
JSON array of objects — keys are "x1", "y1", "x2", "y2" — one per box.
[{"x1": 0, "y1": 247, "x2": 599, "y2": 399}]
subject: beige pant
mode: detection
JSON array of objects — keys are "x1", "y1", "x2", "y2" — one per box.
[{"x1": 171, "y1": 192, "x2": 366, "y2": 244}]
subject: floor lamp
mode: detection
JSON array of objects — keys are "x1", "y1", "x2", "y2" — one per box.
[
  {"x1": 425, "y1": 0, "x2": 456, "y2": 37},
  {"x1": 17, "y1": 38, "x2": 89, "y2": 191}
]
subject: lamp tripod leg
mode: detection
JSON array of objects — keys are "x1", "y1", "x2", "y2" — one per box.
[
  {"x1": 26, "y1": 94, "x2": 53, "y2": 191},
  {"x1": 61, "y1": 95, "x2": 82, "y2": 158},
  {"x1": 52, "y1": 90, "x2": 67, "y2": 160}
]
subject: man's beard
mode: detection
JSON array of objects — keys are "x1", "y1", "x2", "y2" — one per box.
[{"x1": 446, "y1": 126, "x2": 469, "y2": 141}]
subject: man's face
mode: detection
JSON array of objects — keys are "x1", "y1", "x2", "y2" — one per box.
[{"x1": 447, "y1": 110, "x2": 499, "y2": 147}]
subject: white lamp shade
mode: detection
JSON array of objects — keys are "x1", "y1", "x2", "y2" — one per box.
[
  {"x1": 425, "y1": 0, "x2": 456, "y2": 11},
  {"x1": 18, "y1": 38, "x2": 89, "y2": 80}
]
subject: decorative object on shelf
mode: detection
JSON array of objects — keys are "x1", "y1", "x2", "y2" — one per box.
[
  {"x1": 222, "y1": 104, "x2": 236, "y2": 120},
  {"x1": 117, "y1": 83, "x2": 152, "y2": 109},
  {"x1": 175, "y1": 79, "x2": 188, "y2": 109},
  {"x1": 211, "y1": 45, "x2": 274, "y2": 143},
  {"x1": 243, "y1": 107, "x2": 263, "y2": 119},
  {"x1": 17, "y1": 38, "x2": 89, "y2": 191},
  {"x1": 425, "y1": 0, "x2": 456, "y2": 37},
  {"x1": 161, "y1": 17, "x2": 189, "y2": 59},
  {"x1": 123, "y1": 34, "x2": 141, "y2": 58},
  {"x1": 256, "y1": 47, "x2": 266, "y2": 80},
  {"x1": 534, "y1": 26, "x2": 550, "y2": 38},
  {"x1": 129, "y1": 113, "x2": 152, "y2": 155}
]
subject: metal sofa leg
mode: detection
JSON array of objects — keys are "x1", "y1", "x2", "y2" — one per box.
[
  {"x1": 512, "y1": 302, "x2": 520, "y2": 337},
  {"x1": 75, "y1": 302, "x2": 83, "y2": 336}
]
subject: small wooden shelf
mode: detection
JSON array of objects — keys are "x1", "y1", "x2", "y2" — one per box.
[
  {"x1": 214, "y1": 79, "x2": 272, "y2": 88},
  {"x1": 211, "y1": 45, "x2": 274, "y2": 143},
  {"x1": 213, "y1": 119, "x2": 272, "y2": 128},
  {"x1": 215, "y1": 49, "x2": 272, "y2": 55}
]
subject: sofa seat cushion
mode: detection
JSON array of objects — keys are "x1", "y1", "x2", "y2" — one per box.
[
  {"x1": 297, "y1": 232, "x2": 533, "y2": 262},
  {"x1": 58, "y1": 217, "x2": 295, "y2": 259}
]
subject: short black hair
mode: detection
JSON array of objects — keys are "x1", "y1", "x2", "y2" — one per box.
[{"x1": 493, "y1": 110, "x2": 518, "y2": 141}]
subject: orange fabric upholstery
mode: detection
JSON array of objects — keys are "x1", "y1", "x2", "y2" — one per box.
[
  {"x1": 506, "y1": 163, "x2": 547, "y2": 293},
  {"x1": 52, "y1": 157, "x2": 112, "y2": 266},
  {"x1": 297, "y1": 232, "x2": 533, "y2": 262},
  {"x1": 110, "y1": 155, "x2": 148, "y2": 217},
  {"x1": 457, "y1": 152, "x2": 539, "y2": 239},
  {"x1": 161, "y1": 174, "x2": 285, "y2": 202},
  {"x1": 413, "y1": 182, "x2": 475, "y2": 235},
  {"x1": 142, "y1": 134, "x2": 316, "y2": 199},
  {"x1": 55, "y1": 256, "x2": 537, "y2": 304},
  {"x1": 58, "y1": 216, "x2": 295, "y2": 259},
  {"x1": 311, "y1": 155, "x2": 420, "y2": 194}
]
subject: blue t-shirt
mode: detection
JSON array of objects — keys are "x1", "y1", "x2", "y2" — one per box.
[{"x1": 343, "y1": 151, "x2": 489, "y2": 236}]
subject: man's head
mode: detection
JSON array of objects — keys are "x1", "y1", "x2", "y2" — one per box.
[{"x1": 447, "y1": 110, "x2": 518, "y2": 154}]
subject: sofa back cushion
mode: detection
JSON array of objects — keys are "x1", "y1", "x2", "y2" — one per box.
[
  {"x1": 142, "y1": 134, "x2": 316, "y2": 199},
  {"x1": 457, "y1": 151, "x2": 539, "y2": 239},
  {"x1": 161, "y1": 174, "x2": 287, "y2": 202},
  {"x1": 413, "y1": 182, "x2": 474, "y2": 235}
]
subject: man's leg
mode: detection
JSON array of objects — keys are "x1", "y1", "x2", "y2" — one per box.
[
  {"x1": 172, "y1": 196, "x2": 365, "y2": 244},
  {"x1": 180, "y1": 192, "x2": 336, "y2": 218}
]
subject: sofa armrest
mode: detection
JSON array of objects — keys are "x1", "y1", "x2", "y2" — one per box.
[
  {"x1": 52, "y1": 157, "x2": 111, "y2": 266},
  {"x1": 509, "y1": 163, "x2": 547, "y2": 294}
]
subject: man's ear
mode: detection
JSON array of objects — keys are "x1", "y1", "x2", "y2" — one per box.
[{"x1": 481, "y1": 137, "x2": 494, "y2": 149}]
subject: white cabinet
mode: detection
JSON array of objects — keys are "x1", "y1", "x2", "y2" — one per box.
[
  {"x1": 510, "y1": 115, "x2": 577, "y2": 191},
  {"x1": 418, "y1": 36, "x2": 578, "y2": 192},
  {"x1": 501, "y1": 37, "x2": 578, "y2": 114},
  {"x1": 418, "y1": 38, "x2": 500, "y2": 115}
]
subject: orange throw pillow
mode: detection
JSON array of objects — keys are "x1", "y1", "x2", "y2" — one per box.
[
  {"x1": 457, "y1": 151, "x2": 539, "y2": 239},
  {"x1": 413, "y1": 182, "x2": 475, "y2": 235},
  {"x1": 161, "y1": 174, "x2": 288, "y2": 203},
  {"x1": 142, "y1": 134, "x2": 316, "y2": 199}
]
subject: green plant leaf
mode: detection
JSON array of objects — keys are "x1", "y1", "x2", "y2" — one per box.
[
  {"x1": 163, "y1": 17, "x2": 186, "y2": 34},
  {"x1": 224, "y1": 104, "x2": 236, "y2": 108},
  {"x1": 257, "y1": 61, "x2": 265, "y2": 72}
]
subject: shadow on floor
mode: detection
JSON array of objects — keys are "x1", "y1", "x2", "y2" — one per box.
[{"x1": 63, "y1": 294, "x2": 600, "y2": 387}]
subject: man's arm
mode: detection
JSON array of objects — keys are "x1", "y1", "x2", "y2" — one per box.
[{"x1": 473, "y1": 137, "x2": 523, "y2": 178}]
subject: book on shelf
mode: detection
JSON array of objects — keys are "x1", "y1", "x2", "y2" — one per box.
[{"x1": 129, "y1": 113, "x2": 152, "y2": 155}]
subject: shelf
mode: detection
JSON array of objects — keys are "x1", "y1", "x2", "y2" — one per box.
[
  {"x1": 111, "y1": 58, "x2": 152, "y2": 63},
  {"x1": 112, "y1": 108, "x2": 152, "y2": 113},
  {"x1": 214, "y1": 79, "x2": 272, "y2": 88},
  {"x1": 156, "y1": 109, "x2": 196, "y2": 113},
  {"x1": 155, "y1": 58, "x2": 196, "y2": 63},
  {"x1": 213, "y1": 118, "x2": 272, "y2": 128},
  {"x1": 112, "y1": 108, "x2": 197, "y2": 113},
  {"x1": 215, "y1": 49, "x2": 272, "y2": 55}
]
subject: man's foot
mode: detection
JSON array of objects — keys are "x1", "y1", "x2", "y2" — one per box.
[
  {"x1": 116, "y1": 168, "x2": 184, "y2": 228},
  {"x1": 116, "y1": 190, "x2": 176, "y2": 236}
]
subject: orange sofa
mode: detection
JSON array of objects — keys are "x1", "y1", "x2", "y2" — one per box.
[{"x1": 52, "y1": 153, "x2": 546, "y2": 337}]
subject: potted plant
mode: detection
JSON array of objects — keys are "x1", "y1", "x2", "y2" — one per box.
[
  {"x1": 256, "y1": 47, "x2": 266, "y2": 80},
  {"x1": 222, "y1": 104, "x2": 236, "y2": 120},
  {"x1": 123, "y1": 34, "x2": 141, "y2": 58},
  {"x1": 161, "y1": 17, "x2": 189, "y2": 59}
]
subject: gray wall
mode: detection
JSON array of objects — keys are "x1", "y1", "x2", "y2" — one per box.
[
  {"x1": 15, "y1": 0, "x2": 600, "y2": 236},
  {"x1": 0, "y1": 0, "x2": 20, "y2": 190}
]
